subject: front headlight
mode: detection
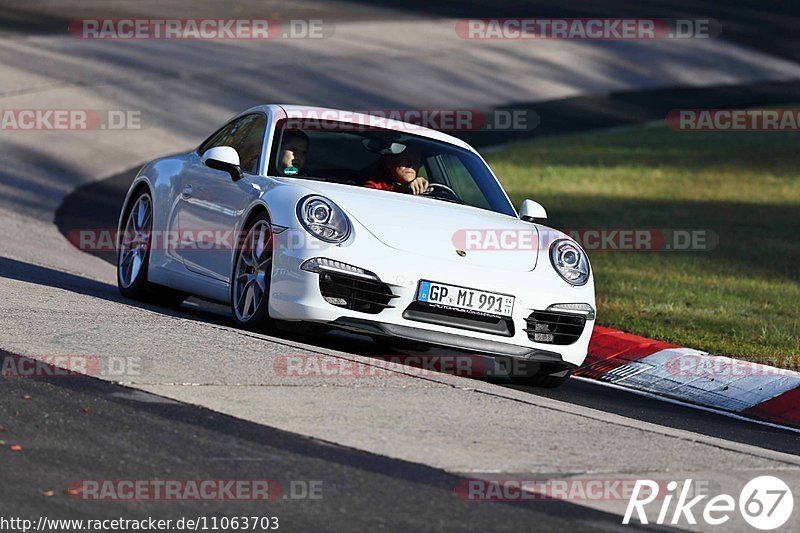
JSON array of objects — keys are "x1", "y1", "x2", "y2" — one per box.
[
  {"x1": 549, "y1": 239, "x2": 590, "y2": 286},
  {"x1": 296, "y1": 195, "x2": 351, "y2": 243}
]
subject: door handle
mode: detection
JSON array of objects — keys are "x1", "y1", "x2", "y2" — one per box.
[{"x1": 181, "y1": 185, "x2": 193, "y2": 199}]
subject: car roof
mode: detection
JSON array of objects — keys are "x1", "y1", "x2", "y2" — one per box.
[{"x1": 236, "y1": 104, "x2": 476, "y2": 152}]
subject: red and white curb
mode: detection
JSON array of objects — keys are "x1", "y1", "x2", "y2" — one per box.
[{"x1": 575, "y1": 326, "x2": 800, "y2": 429}]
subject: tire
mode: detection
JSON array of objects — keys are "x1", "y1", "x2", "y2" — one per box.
[
  {"x1": 512, "y1": 369, "x2": 572, "y2": 388},
  {"x1": 117, "y1": 188, "x2": 186, "y2": 308},
  {"x1": 231, "y1": 212, "x2": 275, "y2": 332}
]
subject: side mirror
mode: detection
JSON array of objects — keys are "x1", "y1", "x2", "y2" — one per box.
[
  {"x1": 519, "y1": 199, "x2": 547, "y2": 222},
  {"x1": 202, "y1": 146, "x2": 243, "y2": 181}
]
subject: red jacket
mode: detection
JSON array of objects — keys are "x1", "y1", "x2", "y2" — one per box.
[{"x1": 363, "y1": 179, "x2": 403, "y2": 192}]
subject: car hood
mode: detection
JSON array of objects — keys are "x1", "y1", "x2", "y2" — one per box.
[{"x1": 292, "y1": 180, "x2": 541, "y2": 272}]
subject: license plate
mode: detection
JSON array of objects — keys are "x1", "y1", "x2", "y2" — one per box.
[{"x1": 416, "y1": 280, "x2": 515, "y2": 318}]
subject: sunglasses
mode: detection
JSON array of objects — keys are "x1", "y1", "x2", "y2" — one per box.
[{"x1": 389, "y1": 153, "x2": 422, "y2": 167}]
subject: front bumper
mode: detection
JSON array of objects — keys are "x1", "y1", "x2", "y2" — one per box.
[
  {"x1": 330, "y1": 316, "x2": 574, "y2": 364},
  {"x1": 268, "y1": 228, "x2": 595, "y2": 368}
]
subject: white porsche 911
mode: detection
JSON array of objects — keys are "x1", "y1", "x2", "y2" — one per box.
[{"x1": 117, "y1": 104, "x2": 595, "y2": 387}]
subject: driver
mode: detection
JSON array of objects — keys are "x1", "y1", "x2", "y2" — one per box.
[
  {"x1": 364, "y1": 148, "x2": 429, "y2": 195},
  {"x1": 278, "y1": 129, "x2": 309, "y2": 175}
]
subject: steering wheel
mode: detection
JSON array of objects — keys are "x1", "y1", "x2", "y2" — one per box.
[{"x1": 422, "y1": 183, "x2": 460, "y2": 200}]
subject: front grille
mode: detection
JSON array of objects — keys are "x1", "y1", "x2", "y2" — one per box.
[
  {"x1": 524, "y1": 311, "x2": 586, "y2": 345},
  {"x1": 403, "y1": 302, "x2": 515, "y2": 337},
  {"x1": 319, "y1": 272, "x2": 397, "y2": 314}
]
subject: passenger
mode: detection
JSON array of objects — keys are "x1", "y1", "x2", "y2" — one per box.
[
  {"x1": 278, "y1": 130, "x2": 309, "y2": 175},
  {"x1": 364, "y1": 148, "x2": 429, "y2": 195}
]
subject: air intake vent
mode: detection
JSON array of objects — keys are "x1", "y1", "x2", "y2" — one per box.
[
  {"x1": 319, "y1": 272, "x2": 397, "y2": 314},
  {"x1": 524, "y1": 311, "x2": 586, "y2": 345}
]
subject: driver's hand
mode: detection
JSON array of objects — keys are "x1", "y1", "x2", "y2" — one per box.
[{"x1": 408, "y1": 176, "x2": 429, "y2": 195}]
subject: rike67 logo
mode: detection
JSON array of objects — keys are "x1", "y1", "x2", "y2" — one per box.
[{"x1": 623, "y1": 476, "x2": 793, "y2": 530}]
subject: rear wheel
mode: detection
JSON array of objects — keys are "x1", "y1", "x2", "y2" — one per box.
[
  {"x1": 231, "y1": 213, "x2": 275, "y2": 331},
  {"x1": 117, "y1": 189, "x2": 186, "y2": 308}
]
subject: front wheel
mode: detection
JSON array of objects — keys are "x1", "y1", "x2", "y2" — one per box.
[{"x1": 231, "y1": 214, "x2": 275, "y2": 331}]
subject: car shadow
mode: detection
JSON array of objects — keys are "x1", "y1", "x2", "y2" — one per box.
[
  {"x1": 0, "y1": 254, "x2": 453, "y2": 362},
  {"x1": 0, "y1": 255, "x2": 232, "y2": 327}
]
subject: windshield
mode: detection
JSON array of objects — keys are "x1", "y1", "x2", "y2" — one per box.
[{"x1": 268, "y1": 119, "x2": 516, "y2": 217}]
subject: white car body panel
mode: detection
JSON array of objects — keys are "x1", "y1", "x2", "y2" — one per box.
[
  {"x1": 290, "y1": 179, "x2": 540, "y2": 272},
  {"x1": 119, "y1": 104, "x2": 596, "y2": 369}
]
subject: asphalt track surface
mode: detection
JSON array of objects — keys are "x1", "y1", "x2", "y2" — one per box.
[
  {"x1": 4, "y1": 356, "x2": 657, "y2": 532},
  {"x1": 2, "y1": 1, "x2": 800, "y2": 532}
]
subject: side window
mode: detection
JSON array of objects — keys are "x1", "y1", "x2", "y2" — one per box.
[
  {"x1": 437, "y1": 154, "x2": 490, "y2": 209},
  {"x1": 198, "y1": 114, "x2": 267, "y2": 175},
  {"x1": 198, "y1": 122, "x2": 235, "y2": 154},
  {"x1": 417, "y1": 158, "x2": 429, "y2": 180},
  {"x1": 230, "y1": 114, "x2": 266, "y2": 174}
]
